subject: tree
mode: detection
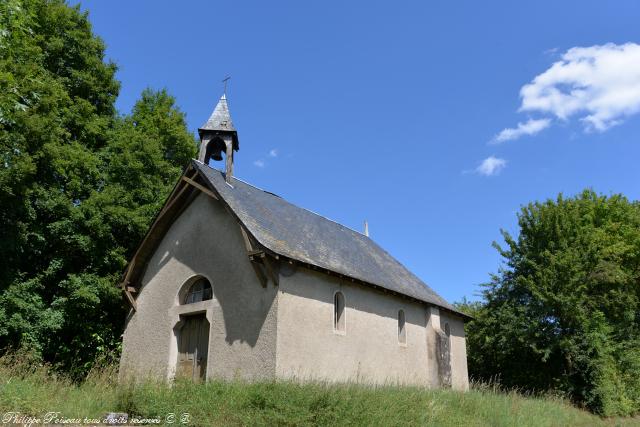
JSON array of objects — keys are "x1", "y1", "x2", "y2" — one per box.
[
  {"x1": 0, "y1": 0, "x2": 196, "y2": 376},
  {"x1": 460, "y1": 190, "x2": 640, "y2": 416}
]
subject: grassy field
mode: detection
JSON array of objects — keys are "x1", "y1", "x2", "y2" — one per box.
[{"x1": 0, "y1": 356, "x2": 638, "y2": 426}]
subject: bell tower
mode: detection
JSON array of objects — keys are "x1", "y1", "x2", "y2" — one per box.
[{"x1": 198, "y1": 94, "x2": 239, "y2": 183}]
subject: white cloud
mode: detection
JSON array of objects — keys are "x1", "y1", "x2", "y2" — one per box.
[
  {"x1": 493, "y1": 118, "x2": 551, "y2": 143},
  {"x1": 254, "y1": 149, "x2": 279, "y2": 167},
  {"x1": 544, "y1": 47, "x2": 559, "y2": 56},
  {"x1": 476, "y1": 156, "x2": 506, "y2": 176},
  {"x1": 519, "y1": 43, "x2": 640, "y2": 132}
]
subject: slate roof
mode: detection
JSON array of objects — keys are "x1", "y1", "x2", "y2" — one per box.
[
  {"x1": 200, "y1": 94, "x2": 236, "y2": 132},
  {"x1": 198, "y1": 95, "x2": 239, "y2": 150},
  {"x1": 193, "y1": 160, "x2": 465, "y2": 317}
]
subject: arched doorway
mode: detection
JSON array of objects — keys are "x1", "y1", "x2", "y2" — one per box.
[{"x1": 176, "y1": 278, "x2": 212, "y2": 381}]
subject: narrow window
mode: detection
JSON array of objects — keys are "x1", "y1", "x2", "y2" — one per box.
[
  {"x1": 398, "y1": 310, "x2": 406, "y2": 344},
  {"x1": 444, "y1": 322, "x2": 451, "y2": 337},
  {"x1": 334, "y1": 291, "x2": 345, "y2": 333},
  {"x1": 183, "y1": 278, "x2": 213, "y2": 305}
]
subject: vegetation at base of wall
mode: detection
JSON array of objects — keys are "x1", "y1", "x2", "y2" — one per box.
[
  {"x1": 456, "y1": 190, "x2": 640, "y2": 417},
  {"x1": 0, "y1": 356, "x2": 637, "y2": 427},
  {"x1": 0, "y1": 0, "x2": 197, "y2": 377}
]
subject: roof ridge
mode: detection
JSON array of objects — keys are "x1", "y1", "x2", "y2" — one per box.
[
  {"x1": 195, "y1": 161, "x2": 371, "y2": 238},
  {"x1": 192, "y1": 160, "x2": 464, "y2": 317}
]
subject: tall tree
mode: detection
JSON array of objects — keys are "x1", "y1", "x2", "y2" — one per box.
[
  {"x1": 0, "y1": 0, "x2": 196, "y2": 375},
  {"x1": 460, "y1": 190, "x2": 640, "y2": 416}
]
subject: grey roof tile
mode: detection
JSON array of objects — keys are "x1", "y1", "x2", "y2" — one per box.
[
  {"x1": 194, "y1": 160, "x2": 464, "y2": 317},
  {"x1": 199, "y1": 94, "x2": 236, "y2": 132}
]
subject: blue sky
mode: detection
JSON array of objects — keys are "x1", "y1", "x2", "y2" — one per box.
[{"x1": 76, "y1": 0, "x2": 640, "y2": 303}]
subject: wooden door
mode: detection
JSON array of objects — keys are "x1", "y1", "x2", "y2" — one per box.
[{"x1": 176, "y1": 314, "x2": 209, "y2": 381}]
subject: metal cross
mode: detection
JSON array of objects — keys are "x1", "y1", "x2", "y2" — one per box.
[{"x1": 222, "y1": 76, "x2": 231, "y2": 96}]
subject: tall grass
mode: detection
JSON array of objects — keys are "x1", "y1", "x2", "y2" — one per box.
[{"x1": 0, "y1": 354, "x2": 636, "y2": 426}]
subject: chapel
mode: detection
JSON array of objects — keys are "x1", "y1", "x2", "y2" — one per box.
[{"x1": 119, "y1": 94, "x2": 470, "y2": 389}]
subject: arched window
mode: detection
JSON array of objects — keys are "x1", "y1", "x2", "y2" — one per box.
[
  {"x1": 398, "y1": 310, "x2": 406, "y2": 344},
  {"x1": 182, "y1": 278, "x2": 212, "y2": 305},
  {"x1": 334, "y1": 291, "x2": 345, "y2": 333},
  {"x1": 444, "y1": 322, "x2": 451, "y2": 338}
]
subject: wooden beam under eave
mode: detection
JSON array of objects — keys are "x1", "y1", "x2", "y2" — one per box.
[
  {"x1": 124, "y1": 289, "x2": 137, "y2": 311},
  {"x1": 238, "y1": 225, "x2": 268, "y2": 288},
  {"x1": 239, "y1": 224, "x2": 255, "y2": 252},
  {"x1": 251, "y1": 261, "x2": 268, "y2": 288},
  {"x1": 157, "y1": 176, "x2": 192, "y2": 218},
  {"x1": 118, "y1": 168, "x2": 197, "y2": 294},
  {"x1": 262, "y1": 255, "x2": 279, "y2": 286},
  {"x1": 182, "y1": 176, "x2": 219, "y2": 200},
  {"x1": 119, "y1": 259, "x2": 135, "y2": 291}
]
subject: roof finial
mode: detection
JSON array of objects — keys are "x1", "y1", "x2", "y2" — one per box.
[
  {"x1": 364, "y1": 220, "x2": 369, "y2": 237},
  {"x1": 222, "y1": 76, "x2": 231, "y2": 97}
]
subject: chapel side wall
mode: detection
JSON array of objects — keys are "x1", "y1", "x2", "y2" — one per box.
[
  {"x1": 119, "y1": 193, "x2": 278, "y2": 382},
  {"x1": 441, "y1": 312, "x2": 470, "y2": 390},
  {"x1": 275, "y1": 267, "x2": 439, "y2": 387}
]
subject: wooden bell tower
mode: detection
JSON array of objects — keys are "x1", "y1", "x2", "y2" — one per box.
[{"x1": 197, "y1": 93, "x2": 239, "y2": 183}]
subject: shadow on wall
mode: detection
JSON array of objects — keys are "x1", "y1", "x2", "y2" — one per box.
[
  {"x1": 134, "y1": 194, "x2": 277, "y2": 349},
  {"x1": 209, "y1": 265, "x2": 276, "y2": 348}
]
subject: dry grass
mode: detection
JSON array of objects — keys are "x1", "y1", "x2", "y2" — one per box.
[{"x1": 0, "y1": 354, "x2": 637, "y2": 426}]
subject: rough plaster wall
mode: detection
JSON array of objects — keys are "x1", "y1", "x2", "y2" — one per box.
[
  {"x1": 120, "y1": 193, "x2": 278, "y2": 381},
  {"x1": 441, "y1": 312, "x2": 469, "y2": 391},
  {"x1": 275, "y1": 268, "x2": 438, "y2": 386},
  {"x1": 425, "y1": 306, "x2": 440, "y2": 387}
]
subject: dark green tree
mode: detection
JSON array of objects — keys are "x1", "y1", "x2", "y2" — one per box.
[
  {"x1": 460, "y1": 190, "x2": 640, "y2": 416},
  {"x1": 0, "y1": 0, "x2": 196, "y2": 376}
]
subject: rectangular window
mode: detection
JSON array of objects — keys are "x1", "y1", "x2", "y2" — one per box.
[
  {"x1": 398, "y1": 310, "x2": 406, "y2": 345},
  {"x1": 334, "y1": 292, "x2": 345, "y2": 333}
]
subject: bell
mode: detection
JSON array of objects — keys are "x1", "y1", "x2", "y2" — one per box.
[
  {"x1": 211, "y1": 149, "x2": 223, "y2": 161},
  {"x1": 207, "y1": 137, "x2": 226, "y2": 162}
]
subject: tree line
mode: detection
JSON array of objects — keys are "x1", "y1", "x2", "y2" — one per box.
[
  {"x1": 0, "y1": 0, "x2": 196, "y2": 376},
  {"x1": 0, "y1": 0, "x2": 638, "y2": 417},
  {"x1": 457, "y1": 191, "x2": 640, "y2": 416}
]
